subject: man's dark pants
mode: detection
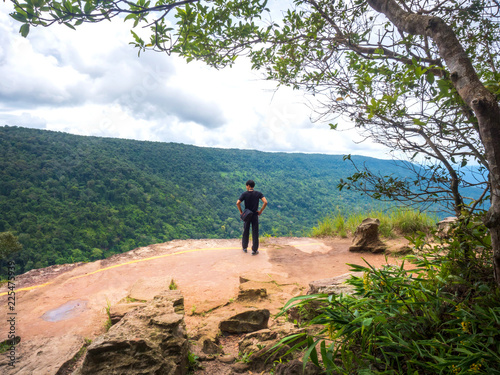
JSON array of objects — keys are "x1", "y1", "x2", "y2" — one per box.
[{"x1": 242, "y1": 214, "x2": 259, "y2": 252}]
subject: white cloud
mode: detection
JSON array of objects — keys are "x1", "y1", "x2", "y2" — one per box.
[
  {"x1": 0, "y1": 112, "x2": 47, "y2": 129},
  {"x1": 0, "y1": 5, "x2": 390, "y2": 159}
]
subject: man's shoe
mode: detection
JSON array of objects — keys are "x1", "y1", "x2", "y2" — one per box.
[
  {"x1": 251, "y1": 250, "x2": 259, "y2": 255},
  {"x1": 242, "y1": 248, "x2": 248, "y2": 253}
]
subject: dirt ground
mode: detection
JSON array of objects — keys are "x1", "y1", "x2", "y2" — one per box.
[{"x1": 0, "y1": 236, "x2": 408, "y2": 374}]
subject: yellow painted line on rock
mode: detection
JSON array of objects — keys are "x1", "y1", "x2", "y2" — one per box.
[
  {"x1": 2, "y1": 281, "x2": 56, "y2": 295},
  {"x1": 0, "y1": 245, "x2": 245, "y2": 297},
  {"x1": 66, "y1": 246, "x2": 242, "y2": 282}
]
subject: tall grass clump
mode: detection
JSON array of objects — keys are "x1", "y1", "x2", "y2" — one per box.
[
  {"x1": 389, "y1": 209, "x2": 437, "y2": 235},
  {"x1": 310, "y1": 213, "x2": 348, "y2": 238},
  {"x1": 104, "y1": 298, "x2": 112, "y2": 331},
  {"x1": 278, "y1": 216, "x2": 500, "y2": 374},
  {"x1": 310, "y1": 208, "x2": 436, "y2": 238}
]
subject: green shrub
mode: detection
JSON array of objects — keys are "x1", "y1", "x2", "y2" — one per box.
[
  {"x1": 279, "y1": 219, "x2": 499, "y2": 374},
  {"x1": 0, "y1": 340, "x2": 10, "y2": 355},
  {"x1": 186, "y1": 351, "x2": 201, "y2": 373},
  {"x1": 169, "y1": 279, "x2": 178, "y2": 290}
]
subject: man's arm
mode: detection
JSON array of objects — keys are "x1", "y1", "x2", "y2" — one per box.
[
  {"x1": 258, "y1": 197, "x2": 268, "y2": 215},
  {"x1": 236, "y1": 200, "x2": 243, "y2": 214}
]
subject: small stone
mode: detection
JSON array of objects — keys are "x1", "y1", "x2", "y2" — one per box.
[
  {"x1": 200, "y1": 336, "x2": 222, "y2": 355},
  {"x1": 231, "y1": 362, "x2": 250, "y2": 373},
  {"x1": 219, "y1": 309, "x2": 270, "y2": 334},
  {"x1": 237, "y1": 287, "x2": 267, "y2": 301},
  {"x1": 218, "y1": 354, "x2": 235, "y2": 363}
]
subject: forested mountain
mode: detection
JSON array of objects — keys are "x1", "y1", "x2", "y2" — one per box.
[{"x1": 1, "y1": 125, "x2": 398, "y2": 275}]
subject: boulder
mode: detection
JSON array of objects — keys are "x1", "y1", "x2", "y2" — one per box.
[
  {"x1": 290, "y1": 273, "x2": 360, "y2": 323},
  {"x1": 349, "y1": 218, "x2": 386, "y2": 253},
  {"x1": 75, "y1": 290, "x2": 188, "y2": 375},
  {"x1": 436, "y1": 216, "x2": 458, "y2": 238},
  {"x1": 0, "y1": 335, "x2": 86, "y2": 375},
  {"x1": 219, "y1": 309, "x2": 270, "y2": 334},
  {"x1": 200, "y1": 335, "x2": 222, "y2": 355},
  {"x1": 307, "y1": 272, "x2": 362, "y2": 295}
]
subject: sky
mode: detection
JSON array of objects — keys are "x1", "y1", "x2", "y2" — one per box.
[{"x1": 0, "y1": 4, "x2": 389, "y2": 158}]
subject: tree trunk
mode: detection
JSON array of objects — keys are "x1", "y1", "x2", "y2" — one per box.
[{"x1": 367, "y1": 0, "x2": 500, "y2": 285}]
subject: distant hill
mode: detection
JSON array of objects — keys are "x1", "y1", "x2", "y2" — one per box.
[{"x1": 1, "y1": 125, "x2": 404, "y2": 275}]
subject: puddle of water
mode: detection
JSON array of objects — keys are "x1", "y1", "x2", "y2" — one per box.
[{"x1": 41, "y1": 299, "x2": 88, "y2": 322}]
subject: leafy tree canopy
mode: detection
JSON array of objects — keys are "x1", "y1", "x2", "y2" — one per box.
[{"x1": 0, "y1": 232, "x2": 23, "y2": 260}]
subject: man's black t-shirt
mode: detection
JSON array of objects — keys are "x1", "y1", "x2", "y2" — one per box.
[{"x1": 239, "y1": 190, "x2": 264, "y2": 213}]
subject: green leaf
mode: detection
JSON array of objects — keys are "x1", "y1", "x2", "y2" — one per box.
[
  {"x1": 84, "y1": 1, "x2": 94, "y2": 14},
  {"x1": 361, "y1": 317, "x2": 373, "y2": 335},
  {"x1": 362, "y1": 317, "x2": 373, "y2": 327},
  {"x1": 373, "y1": 315, "x2": 387, "y2": 324},
  {"x1": 319, "y1": 341, "x2": 335, "y2": 369},
  {"x1": 10, "y1": 12, "x2": 27, "y2": 23},
  {"x1": 19, "y1": 23, "x2": 30, "y2": 37},
  {"x1": 426, "y1": 72, "x2": 435, "y2": 84},
  {"x1": 63, "y1": 22, "x2": 76, "y2": 30},
  {"x1": 303, "y1": 337, "x2": 321, "y2": 367},
  {"x1": 124, "y1": 13, "x2": 136, "y2": 22},
  {"x1": 455, "y1": 347, "x2": 474, "y2": 355}
]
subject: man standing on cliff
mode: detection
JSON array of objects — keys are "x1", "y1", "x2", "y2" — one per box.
[{"x1": 236, "y1": 180, "x2": 268, "y2": 255}]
